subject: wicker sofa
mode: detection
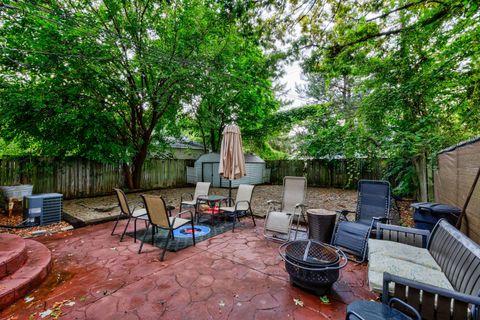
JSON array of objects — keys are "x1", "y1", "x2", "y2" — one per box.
[{"x1": 367, "y1": 219, "x2": 480, "y2": 319}]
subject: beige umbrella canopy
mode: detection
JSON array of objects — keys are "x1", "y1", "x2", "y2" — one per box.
[
  {"x1": 219, "y1": 124, "x2": 246, "y2": 180},
  {"x1": 219, "y1": 125, "x2": 246, "y2": 201}
]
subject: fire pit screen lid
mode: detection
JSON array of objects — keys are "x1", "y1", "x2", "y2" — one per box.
[{"x1": 285, "y1": 240, "x2": 339, "y2": 267}]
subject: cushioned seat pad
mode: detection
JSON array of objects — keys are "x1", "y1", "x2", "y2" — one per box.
[
  {"x1": 368, "y1": 255, "x2": 454, "y2": 293},
  {"x1": 368, "y1": 239, "x2": 441, "y2": 271}
]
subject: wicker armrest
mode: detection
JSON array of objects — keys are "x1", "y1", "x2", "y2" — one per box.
[
  {"x1": 382, "y1": 272, "x2": 480, "y2": 319},
  {"x1": 376, "y1": 223, "x2": 430, "y2": 248}
]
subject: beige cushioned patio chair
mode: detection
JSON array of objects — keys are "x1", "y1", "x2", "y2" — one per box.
[
  {"x1": 179, "y1": 182, "x2": 211, "y2": 215},
  {"x1": 221, "y1": 184, "x2": 256, "y2": 232},
  {"x1": 264, "y1": 176, "x2": 307, "y2": 241},
  {"x1": 140, "y1": 194, "x2": 195, "y2": 261},
  {"x1": 112, "y1": 188, "x2": 148, "y2": 242}
]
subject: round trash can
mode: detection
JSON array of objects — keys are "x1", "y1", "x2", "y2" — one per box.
[
  {"x1": 411, "y1": 202, "x2": 461, "y2": 231},
  {"x1": 307, "y1": 209, "x2": 337, "y2": 243}
]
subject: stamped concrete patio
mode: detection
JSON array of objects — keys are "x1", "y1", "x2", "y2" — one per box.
[{"x1": 1, "y1": 218, "x2": 377, "y2": 320}]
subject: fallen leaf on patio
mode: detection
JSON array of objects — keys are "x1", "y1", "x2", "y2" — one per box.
[
  {"x1": 319, "y1": 296, "x2": 330, "y2": 304},
  {"x1": 39, "y1": 309, "x2": 52, "y2": 318},
  {"x1": 218, "y1": 300, "x2": 225, "y2": 308},
  {"x1": 24, "y1": 296, "x2": 34, "y2": 303},
  {"x1": 293, "y1": 298, "x2": 304, "y2": 307}
]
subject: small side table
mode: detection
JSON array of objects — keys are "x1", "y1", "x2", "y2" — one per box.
[
  {"x1": 197, "y1": 195, "x2": 226, "y2": 225},
  {"x1": 307, "y1": 209, "x2": 337, "y2": 243}
]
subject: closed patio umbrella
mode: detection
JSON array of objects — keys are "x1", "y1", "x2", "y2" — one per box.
[{"x1": 219, "y1": 124, "x2": 246, "y2": 202}]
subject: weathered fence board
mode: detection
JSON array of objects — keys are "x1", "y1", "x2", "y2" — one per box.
[
  {"x1": 1, "y1": 157, "x2": 387, "y2": 200},
  {"x1": 0, "y1": 157, "x2": 187, "y2": 199},
  {"x1": 266, "y1": 159, "x2": 386, "y2": 188}
]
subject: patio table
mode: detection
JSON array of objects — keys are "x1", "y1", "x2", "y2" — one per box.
[{"x1": 197, "y1": 195, "x2": 226, "y2": 225}]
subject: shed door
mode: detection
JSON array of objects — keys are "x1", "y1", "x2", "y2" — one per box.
[{"x1": 202, "y1": 162, "x2": 221, "y2": 187}]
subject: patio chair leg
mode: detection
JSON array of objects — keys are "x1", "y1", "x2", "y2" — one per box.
[
  {"x1": 111, "y1": 214, "x2": 122, "y2": 235},
  {"x1": 250, "y1": 209, "x2": 256, "y2": 227},
  {"x1": 161, "y1": 230, "x2": 171, "y2": 261},
  {"x1": 134, "y1": 219, "x2": 137, "y2": 243},
  {"x1": 138, "y1": 222, "x2": 150, "y2": 254},
  {"x1": 151, "y1": 225, "x2": 155, "y2": 245},
  {"x1": 232, "y1": 213, "x2": 236, "y2": 233},
  {"x1": 191, "y1": 221, "x2": 196, "y2": 246},
  {"x1": 120, "y1": 217, "x2": 132, "y2": 242}
]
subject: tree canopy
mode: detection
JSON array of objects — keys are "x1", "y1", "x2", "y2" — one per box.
[
  {"x1": 0, "y1": 0, "x2": 280, "y2": 188},
  {"x1": 287, "y1": 0, "x2": 480, "y2": 197}
]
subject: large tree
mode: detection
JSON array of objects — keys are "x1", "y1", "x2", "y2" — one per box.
[
  {"x1": 0, "y1": 0, "x2": 274, "y2": 188},
  {"x1": 289, "y1": 0, "x2": 480, "y2": 197}
]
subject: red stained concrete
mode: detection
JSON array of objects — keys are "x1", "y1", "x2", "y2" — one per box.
[{"x1": 1, "y1": 219, "x2": 377, "y2": 319}]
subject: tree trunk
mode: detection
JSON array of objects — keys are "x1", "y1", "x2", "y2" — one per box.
[
  {"x1": 131, "y1": 143, "x2": 149, "y2": 189},
  {"x1": 413, "y1": 152, "x2": 428, "y2": 201},
  {"x1": 210, "y1": 128, "x2": 216, "y2": 152},
  {"x1": 123, "y1": 163, "x2": 134, "y2": 189}
]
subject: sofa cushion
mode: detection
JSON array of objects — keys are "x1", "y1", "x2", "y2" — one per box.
[
  {"x1": 368, "y1": 255, "x2": 454, "y2": 293},
  {"x1": 368, "y1": 239, "x2": 441, "y2": 271}
]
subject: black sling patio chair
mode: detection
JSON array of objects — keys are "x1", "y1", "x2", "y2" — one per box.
[
  {"x1": 139, "y1": 194, "x2": 196, "y2": 261},
  {"x1": 332, "y1": 180, "x2": 391, "y2": 262}
]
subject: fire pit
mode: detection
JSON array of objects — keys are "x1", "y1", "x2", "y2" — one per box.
[{"x1": 279, "y1": 240, "x2": 347, "y2": 295}]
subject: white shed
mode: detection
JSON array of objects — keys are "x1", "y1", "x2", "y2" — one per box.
[{"x1": 188, "y1": 153, "x2": 270, "y2": 187}]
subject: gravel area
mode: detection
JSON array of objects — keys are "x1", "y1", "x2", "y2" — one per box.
[
  {"x1": 63, "y1": 185, "x2": 358, "y2": 223},
  {"x1": 0, "y1": 184, "x2": 413, "y2": 236}
]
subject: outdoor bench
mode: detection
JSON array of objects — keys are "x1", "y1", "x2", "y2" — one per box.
[{"x1": 367, "y1": 219, "x2": 480, "y2": 319}]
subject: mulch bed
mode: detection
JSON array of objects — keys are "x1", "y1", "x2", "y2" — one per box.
[
  {"x1": 0, "y1": 211, "x2": 72, "y2": 238},
  {"x1": 396, "y1": 199, "x2": 415, "y2": 227}
]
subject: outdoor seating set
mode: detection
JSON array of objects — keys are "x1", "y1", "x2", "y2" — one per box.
[
  {"x1": 264, "y1": 177, "x2": 480, "y2": 319},
  {"x1": 111, "y1": 177, "x2": 480, "y2": 319},
  {"x1": 180, "y1": 182, "x2": 256, "y2": 232},
  {"x1": 111, "y1": 182, "x2": 256, "y2": 261}
]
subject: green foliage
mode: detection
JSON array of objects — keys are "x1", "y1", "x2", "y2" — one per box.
[
  {"x1": 0, "y1": 0, "x2": 277, "y2": 187},
  {"x1": 288, "y1": 0, "x2": 480, "y2": 197}
]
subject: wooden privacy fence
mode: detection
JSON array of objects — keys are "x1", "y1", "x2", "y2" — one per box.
[
  {"x1": 0, "y1": 157, "x2": 188, "y2": 199},
  {"x1": 266, "y1": 159, "x2": 386, "y2": 188},
  {"x1": 0, "y1": 157, "x2": 386, "y2": 199}
]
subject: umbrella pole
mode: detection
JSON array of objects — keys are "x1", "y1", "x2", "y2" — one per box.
[{"x1": 229, "y1": 180, "x2": 232, "y2": 206}]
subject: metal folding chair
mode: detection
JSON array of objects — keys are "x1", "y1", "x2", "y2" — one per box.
[
  {"x1": 264, "y1": 176, "x2": 307, "y2": 241},
  {"x1": 332, "y1": 180, "x2": 391, "y2": 262}
]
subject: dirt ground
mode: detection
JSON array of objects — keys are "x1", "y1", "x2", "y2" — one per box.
[
  {"x1": 0, "y1": 184, "x2": 414, "y2": 237},
  {"x1": 63, "y1": 185, "x2": 359, "y2": 223}
]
